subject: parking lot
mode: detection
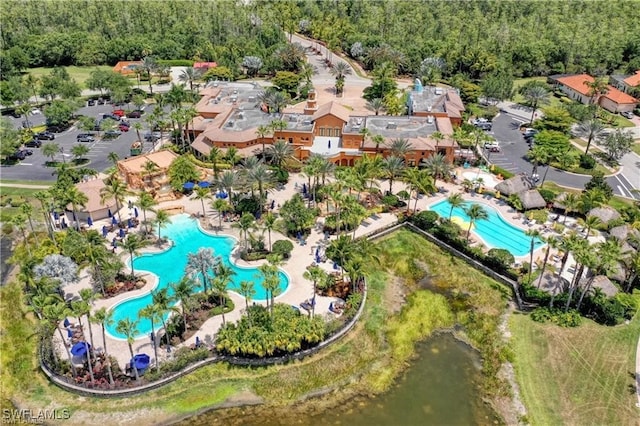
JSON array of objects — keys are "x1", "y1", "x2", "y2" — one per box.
[{"x1": 1, "y1": 102, "x2": 160, "y2": 182}]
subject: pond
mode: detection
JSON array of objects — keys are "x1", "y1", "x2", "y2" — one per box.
[{"x1": 179, "y1": 333, "x2": 500, "y2": 425}]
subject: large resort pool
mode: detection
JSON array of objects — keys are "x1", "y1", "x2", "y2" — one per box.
[
  {"x1": 429, "y1": 200, "x2": 545, "y2": 257},
  {"x1": 106, "y1": 214, "x2": 289, "y2": 339}
]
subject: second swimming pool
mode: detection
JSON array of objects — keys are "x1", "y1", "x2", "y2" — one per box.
[
  {"x1": 429, "y1": 200, "x2": 545, "y2": 257},
  {"x1": 106, "y1": 214, "x2": 289, "y2": 339}
]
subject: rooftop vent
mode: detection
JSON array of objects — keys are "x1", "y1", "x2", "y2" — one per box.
[
  {"x1": 427, "y1": 116, "x2": 434, "y2": 124},
  {"x1": 435, "y1": 88, "x2": 443, "y2": 95},
  {"x1": 426, "y1": 105, "x2": 432, "y2": 112},
  {"x1": 248, "y1": 96, "x2": 256, "y2": 102},
  {"x1": 289, "y1": 115, "x2": 297, "y2": 122},
  {"x1": 236, "y1": 113, "x2": 244, "y2": 119},
  {"x1": 231, "y1": 97, "x2": 237, "y2": 103},
  {"x1": 387, "y1": 122, "x2": 397, "y2": 130},
  {"x1": 356, "y1": 118, "x2": 363, "y2": 126},
  {"x1": 226, "y1": 120, "x2": 234, "y2": 127},
  {"x1": 303, "y1": 120, "x2": 312, "y2": 125}
]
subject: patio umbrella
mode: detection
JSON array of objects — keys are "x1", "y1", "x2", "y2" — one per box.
[
  {"x1": 127, "y1": 218, "x2": 133, "y2": 228},
  {"x1": 61, "y1": 217, "x2": 67, "y2": 228},
  {"x1": 198, "y1": 181, "x2": 210, "y2": 188},
  {"x1": 63, "y1": 318, "x2": 71, "y2": 328},
  {"x1": 111, "y1": 238, "x2": 118, "y2": 248},
  {"x1": 102, "y1": 226, "x2": 108, "y2": 237},
  {"x1": 270, "y1": 200, "x2": 275, "y2": 209},
  {"x1": 119, "y1": 228, "x2": 125, "y2": 238},
  {"x1": 183, "y1": 182, "x2": 195, "y2": 190},
  {"x1": 134, "y1": 207, "x2": 139, "y2": 218},
  {"x1": 128, "y1": 200, "x2": 133, "y2": 209},
  {"x1": 53, "y1": 211, "x2": 59, "y2": 220},
  {"x1": 70, "y1": 342, "x2": 90, "y2": 356},
  {"x1": 302, "y1": 183, "x2": 307, "y2": 194},
  {"x1": 131, "y1": 353, "x2": 151, "y2": 372},
  {"x1": 67, "y1": 328, "x2": 74, "y2": 338},
  {"x1": 87, "y1": 217, "x2": 93, "y2": 227},
  {"x1": 112, "y1": 216, "x2": 118, "y2": 225},
  {"x1": 333, "y1": 262, "x2": 339, "y2": 270},
  {"x1": 195, "y1": 336, "x2": 201, "y2": 347},
  {"x1": 108, "y1": 209, "x2": 112, "y2": 217}
]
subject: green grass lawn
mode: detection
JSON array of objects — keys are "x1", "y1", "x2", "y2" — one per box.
[
  {"x1": 510, "y1": 306, "x2": 640, "y2": 426},
  {"x1": 511, "y1": 77, "x2": 562, "y2": 109},
  {"x1": 26, "y1": 66, "x2": 113, "y2": 89},
  {"x1": 631, "y1": 143, "x2": 640, "y2": 156}
]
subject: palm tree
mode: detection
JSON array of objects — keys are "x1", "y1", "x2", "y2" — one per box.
[
  {"x1": 464, "y1": 204, "x2": 489, "y2": 241},
  {"x1": 256, "y1": 124, "x2": 272, "y2": 157},
  {"x1": 185, "y1": 247, "x2": 219, "y2": 293},
  {"x1": 536, "y1": 236, "x2": 559, "y2": 289},
  {"x1": 139, "y1": 56, "x2": 158, "y2": 95},
  {"x1": 178, "y1": 67, "x2": 202, "y2": 92},
  {"x1": 216, "y1": 170, "x2": 239, "y2": 200},
  {"x1": 431, "y1": 131, "x2": 445, "y2": 154},
  {"x1": 584, "y1": 78, "x2": 609, "y2": 112},
  {"x1": 326, "y1": 234, "x2": 354, "y2": 278},
  {"x1": 154, "y1": 209, "x2": 170, "y2": 241},
  {"x1": 170, "y1": 276, "x2": 196, "y2": 331},
  {"x1": 576, "y1": 118, "x2": 606, "y2": 154},
  {"x1": 233, "y1": 212, "x2": 256, "y2": 249},
  {"x1": 224, "y1": 146, "x2": 241, "y2": 166},
  {"x1": 262, "y1": 212, "x2": 276, "y2": 252},
  {"x1": 70, "y1": 299, "x2": 95, "y2": 383},
  {"x1": 71, "y1": 144, "x2": 90, "y2": 163},
  {"x1": 151, "y1": 287, "x2": 174, "y2": 346},
  {"x1": 366, "y1": 98, "x2": 385, "y2": 115},
  {"x1": 208, "y1": 146, "x2": 223, "y2": 180},
  {"x1": 330, "y1": 62, "x2": 352, "y2": 95},
  {"x1": 212, "y1": 263, "x2": 235, "y2": 324},
  {"x1": 576, "y1": 240, "x2": 621, "y2": 310},
  {"x1": 522, "y1": 85, "x2": 549, "y2": 124},
  {"x1": 193, "y1": 186, "x2": 211, "y2": 217},
  {"x1": 115, "y1": 318, "x2": 140, "y2": 380},
  {"x1": 42, "y1": 142, "x2": 61, "y2": 164},
  {"x1": 447, "y1": 193, "x2": 465, "y2": 219},
  {"x1": 137, "y1": 192, "x2": 157, "y2": 235},
  {"x1": 578, "y1": 214, "x2": 602, "y2": 239},
  {"x1": 139, "y1": 304, "x2": 162, "y2": 372},
  {"x1": 107, "y1": 152, "x2": 120, "y2": 168},
  {"x1": 388, "y1": 138, "x2": 413, "y2": 158},
  {"x1": 91, "y1": 307, "x2": 115, "y2": 386},
  {"x1": 211, "y1": 198, "x2": 231, "y2": 230},
  {"x1": 42, "y1": 301, "x2": 77, "y2": 377},
  {"x1": 422, "y1": 153, "x2": 452, "y2": 183},
  {"x1": 19, "y1": 202, "x2": 38, "y2": 247},
  {"x1": 525, "y1": 229, "x2": 541, "y2": 283},
  {"x1": 65, "y1": 186, "x2": 88, "y2": 231},
  {"x1": 100, "y1": 177, "x2": 132, "y2": 223},
  {"x1": 238, "y1": 280, "x2": 256, "y2": 320},
  {"x1": 561, "y1": 192, "x2": 580, "y2": 225},
  {"x1": 246, "y1": 162, "x2": 273, "y2": 206},
  {"x1": 121, "y1": 234, "x2": 146, "y2": 279},
  {"x1": 267, "y1": 139, "x2": 294, "y2": 168},
  {"x1": 142, "y1": 160, "x2": 159, "y2": 186},
  {"x1": 303, "y1": 265, "x2": 327, "y2": 317}
]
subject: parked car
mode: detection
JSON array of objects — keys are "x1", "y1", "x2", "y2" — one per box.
[
  {"x1": 476, "y1": 122, "x2": 492, "y2": 131},
  {"x1": 77, "y1": 133, "x2": 95, "y2": 143},
  {"x1": 104, "y1": 130, "x2": 122, "y2": 139},
  {"x1": 119, "y1": 123, "x2": 130, "y2": 132},
  {"x1": 621, "y1": 111, "x2": 634, "y2": 119},
  {"x1": 523, "y1": 128, "x2": 538, "y2": 138},
  {"x1": 96, "y1": 98, "x2": 106, "y2": 105},
  {"x1": 34, "y1": 131, "x2": 55, "y2": 140},
  {"x1": 112, "y1": 109, "x2": 126, "y2": 117},
  {"x1": 101, "y1": 113, "x2": 122, "y2": 122},
  {"x1": 30, "y1": 108, "x2": 42, "y2": 115},
  {"x1": 126, "y1": 110, "x2": 142, "y2": 118},
  {"x1": 484, "y1": 142, "x2": 500, "y2": 152},
  {"x1": 21, "y1": 149, "x2": 33, "y2": 156},
  {"x1": 8, "y1": 150, "x2": 27, "y2": 161},
  {"x1": 144, "y1": 132, "x2": 161, "y2": 142},
  {"x1": 25, "y1": 139, "x2": 42, "y2": 148},
  {"x1": 87, "y1": 99, "x2": 96, "y2": 106}
]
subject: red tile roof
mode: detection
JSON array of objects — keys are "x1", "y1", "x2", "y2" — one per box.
[
  {"x1": 556, "y1": 74, "x2": 594, "y2": 96},
  {"x1": 194, "y1": 62, "x2": 217, "y2": 69},
  {"x1": 623, "y1": 70, "x2": 640, "y2": 87},
  {"x1": 311, "y1": 101, "x2": 351, "y2": 123},
  {"x1": 603, "y1": 87, "x2": 637, "y2": 105}
]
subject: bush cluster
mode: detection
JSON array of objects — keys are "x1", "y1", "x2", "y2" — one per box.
[{"x1": 531, "y1": 307, "x2": 582, "y2": 327}]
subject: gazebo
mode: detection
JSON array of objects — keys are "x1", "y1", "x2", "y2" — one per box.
[
  {"x1": 494, "y1": 174, "x2": 535, "y2": 196},
  {"x1": 519, "y1": 190, "x2": 547, "y2": 210},
  {"x1": 587, "y1": 206, "x2": 621, "y2": 224},
  {"x1": 537, "y1": 272, "x2": 569, "y2": 295},
  {"x1": 609, "y1": 224, "x2": 640, "y2": 244},
  {"x1": 579, "y1": 275, "x2": 619, "y2": 297}
]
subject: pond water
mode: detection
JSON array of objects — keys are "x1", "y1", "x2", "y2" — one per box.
[{"x1": 179, "y1": 333, "x2": 500, "y2": 426}]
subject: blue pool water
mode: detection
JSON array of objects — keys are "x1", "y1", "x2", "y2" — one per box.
[
  {"x1": 106, "y1": 214, "x2": 289, "y2": 339},
  {"x1": 429, "y1": 200, "x2": 545, "y2": 257}
]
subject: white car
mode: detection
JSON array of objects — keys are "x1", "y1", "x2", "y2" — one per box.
[
  {"x1": 621, "y1": 111, "x2": 634, "y2": 119},
  {"x1": 484, "y1": 142, "x2": 500, "y2": 152},
  {"x1": 30, "y1": 108, "x2": 42, "y2": 115}
]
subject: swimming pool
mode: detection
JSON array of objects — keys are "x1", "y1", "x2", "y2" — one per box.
[
  {"x1": 106, "y1": 214, "x2": 289, "y2": 339},
  {"x1": 429, "y1": 200, "x2": 545, "y2": 257}
]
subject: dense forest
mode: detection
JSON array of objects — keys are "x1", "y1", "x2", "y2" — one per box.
[{"x1": 1, "y1": 0, "x2": 639, "y2": 80}]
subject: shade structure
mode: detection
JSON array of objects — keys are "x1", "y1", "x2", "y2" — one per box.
[
  {"x1": 71, "y1": 342, "x2": 90, "y2": 356},
  {"x1": 63, "y1": 318, "x2": 71, "y2": 328},
  {"x1": 67, "y1": 328, "x2": 74, "y2": 338},
  {"x1": 108, "y1": 209, "x2": 112, "y2": 217},
  {"x1": 112, "y1": 216, "x2": 118, "y2": 225},
  {"x1": 127, "y1": 218, "x2": 133, "y2": 228},
  {"x1": 134, "y1": 207, "x2": 139, "y2": 218},
  {"x1": 102, "y1": 226, "x2": 108, "y2": 237},
  {"x1": 183, "y1": 182, "x2": 195, "y2": 190},
  {"x1": 119, "y1": 228, "x2": 125, "y2": 238},
  {"x1": 131, "y1": 353, "x2": 151, "y2": 372},
  {"x1": 197, "y1": 181, "x2": 210, "y2": 188},
  {"x1": 216, "y1": 192, "x2": 228, "y2": 199},
  {"x1": 87, "y1": 216, "x2": 93, "y2": 227}
]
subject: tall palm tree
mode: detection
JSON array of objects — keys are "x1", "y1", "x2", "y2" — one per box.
[
  {"x1": 303, "y1": 265, "x2": 327, "y2": 317},
  {"x1": 178, "y1": 67, "x2": 202, "y2": 92},
  {"x1": 330, "y1": 61, "x2": 352, "y2": 95},
  {"x1": 34, "y1": 190, "x2": 55, "y2": 239},
  {"x1": 142, "y1": 160, "x2": 159, "y2": 186},
  {"x1": 43, "y1": 301, "x2": 77, "y2": 377},
  {"x1": 139, "y1": 304, "x2": 162, "y2": 372},
  {"x1": 70, "y1": 299, "x2": 95, "y2": 383},
  {"x1": 431, "y1": 131, "x2": 445, "y2": 154},
  {"x1": 212, "y1": 263, "x2": 235, "y2": 324},
  {"x1": 100, "y1": 177, "x2": 132, "y2": 223},
  {"x1": 208, "y1": 146, "x2": 223, "y2": 181},
  {"x1": 388, "y1": 138, "x2": 413, "y2": 158},
  {"x1": 65, "y1": 186, "x2": 88, "y2": 231},
  {"x1": 366, "y1": 98, "x2": 385, "y2": 115},
  {"x1": 91, "y1": 307, "x2": 115, "y2": 386},
  {"x1": 525, "y1": 229, "x2": 541, "y2": 283},
  {"x1": 19, "y1": 203, "x2": 38, "y2": 248},
  {"x1": 262, "y1": 212, "x2": 276, "y2": 252},
  {"x1": 151, "y1": 287, "x2": 174, "y2": 346},
  {"x1": 267, "y1": 139, "x2": 294, "y2": 168},
  {"x1": 107, "y1": 152, "x2": 120, "y2": 168},
  {"x1": 561, "y1": 192, "x2": 580, "y2": 225},
  {"x1": 185, "y1": 247, "x2": 220, "y2": 293},
  {"x1": 584, "y1": 78, "x2": 609, "y2": 112},
  {"x1": 216, "y1": 170, "x2": 239, "y2": 200},
  {"x1": 154, "y1": 209, "x2": 170, "y2": 241},
  {"x1": 115, "y1": 318, "x2": 140, "y2": 380},
  {"x1": 211, "y1": 198, "x2": 231, "y2": 229},
  {"x1": 139, "y1": 56, "x2": 158, "y2": 94},
  {"x1": 137, "y1": 192, "x2": 157, "y2": 235},
  {"x1": 422, "y1": 153, "x2": 451, "y2": 183},
  {"x1": 238, "y1": 280, "x2": 256, "y2": 320},
  {"x1": 447, "y1": 193, "x2": 465, "y2": 219},
  {"x1": 326, "y1": 235, "x2": 354, "y2": 278},
  {"x1": 578, "y1": 214, "x2": 602, "y2": 239},
  {"x1": 536, "y1": 236, "x2": 559, "y2": 289},
  {"x1": 523, "y1": 85, "x2": 549, "y2": 124},
  {"x1": 121, "y1": 234, "x2": 146, "y2": 279},
  {"x1": 256, "y1": 124, "x2": 272, "y2": 157},
  {"x1": 170, "y1": 276, "x2": 196, "y2": 331},
  {"x1": 576, "y1": 239, "x2": 621, "y2": 310},
  {"x1": 224, "y1": 146, "x2": 241, "y2": 166},
  {"x1": 464, "y1": 204, "x2": 489, "y2": 241},
  {"x1": 193, "y1": 186, "x2": 211, "y2": 217},
  {"x1": 359, "y1": 127, "x2": 372, "y2": 150},
  {"x1": 233, "y1": 212, "x2": 256, "y2": 249},
  {"x1": 246, "y1": 162, "x2": 273, "y2": 206},
  {"x1": 576, "y1": 118, "x2": 606, "y2": 154}
]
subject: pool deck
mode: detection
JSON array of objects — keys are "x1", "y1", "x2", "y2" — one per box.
[{"x1": 55, "y1": 167, "x2": 597, "y2": 372}]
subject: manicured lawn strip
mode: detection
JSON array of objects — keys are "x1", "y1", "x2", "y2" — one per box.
[
  {"x1": 26, "y1": 66, "x2": 113, "y2": 89},
  {"x1": 632, "y1": 143, "x2": 640, "y2": 156},
  {"x1": 0, "y1": 180, "x2": 53, "y2": 187},
  {"x1": 509, "y1": 308, "x2": 640, "y2": 426},
  {"x1": 512, "y1": 77, "x2": 562, "y2": 110}
]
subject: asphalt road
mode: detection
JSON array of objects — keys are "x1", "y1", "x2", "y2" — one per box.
[
  {"x1": 487, "y1": 112, "x2": 639, "y2": 199},
  {"x1": 1, "y1": 102, "x2": 159, "y2": 182}
]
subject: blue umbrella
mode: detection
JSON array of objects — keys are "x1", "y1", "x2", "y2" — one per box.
[
  {"x1": 183, "y1": 182, "x2": 195, "y2": 190},
  {"x1": 315, "y1": 254, "x2": 321, "y2": 263},
  {"x1": 67, "y1": 328, "x2": 74, "y2": 338},
  {"x1": 134, "y1": 207, "x2": 139, "y2": 218},
  {"x1": 102, "y1": 226, "x2": 108, "y2": 237},
  {"x1": 127, "y1": 218, "x2": 133, "y2": 228},
  {"x1": 87, "y1": 216, "x2": 93, "y2": 227},
  {"x1": 111, "y1": 238, "x2": 118, "y2": 248},
  {"x1": 70, "y1": 342, "x2": 90, "y2": 356},
  {"x1": 119, "y1": 228, "x2": 125, "y2": 238},
  {"x1": 63, "y1": 318, "x2": 71, "y2": 327},
  {"x1": 220, "y1": 192, "x2": 228, "y2": 199},
  {"x1": 108, "y1": 209, "x2": 112, "y2": 217},
  {"x1": 131, "y1": 353, "x2": 150, "y2": 372},
  {"x1": 112, "y1": 216, "x2": 118, "y2": 225},
  {"x1": 333, "y1": 261, "x2": 339, "y2": 270},
  {"x1": 53, "y1": 211, "x2": 59, "y2": 220},
  {"x1": 195, "y1": 336, "x2": 201, "y2": 348},
  {"x1": 198, "y1": 181, "x2": 210, "y2": 188}
]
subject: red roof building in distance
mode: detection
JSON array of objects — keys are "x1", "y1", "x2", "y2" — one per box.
[
  {"x1": 556, "y1": 74, "x2": 594, "y2": 96},
  {"x1": 623, "y1": 70, "x2": 640, "y2": 88},
  {"x1": 113, "y1": 61, "x2": 143, "y2": 75},
  {"x1": 193, "y1": 62, "x2": 217, "y2": 70}
]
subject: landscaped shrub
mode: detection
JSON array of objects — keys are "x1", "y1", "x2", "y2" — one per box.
[
  {"x1": 382, "y1": 194, "x2": 400, "y2": 208},
  {"x1": 530, "y1": 307, "x2": 582, "y2": 327},
  {"x1": 271, "y1": 167, "x2": 289, "y2": 183},
  {"x1": 271, "y1": 240, "x2": 294, "y2": 258},
  {"x1": 579, "y1": 153, "x2": 596, "y2": 169},
  {"x1": 490, "y1": 165, "x2": 514, "y2": 179},
  {"x1": 235, "y1": 196, "x2": 260, "y2": 215},
  {"x1": 412, "y1": 210, "x2": 439, "y2": 231},
  {"x1": 486, "y1": 248, "x2": 515, "y2": 271},
  {"x1": 526, "y1": 209, "x2": 549, "y2": 223},
  {"x1": 538, "y1": 188, "x2": 557, "y2": 203},
  {"x1": 582, "y1": 291, "x2": 637, "y2": 325}
]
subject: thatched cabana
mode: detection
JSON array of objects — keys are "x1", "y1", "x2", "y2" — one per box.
[
  {"x1": 537, "y1": 272, "x2": 568, "y2": 295},
  {"x1": 587, "y1": 206, "x2": 621, "y2": 224},
  {"x1": 609, "y1": 224, "x2": 640, "y2": 243},
  {"x1": 494, "y1": 174, "x2": 534, "y2": 196},
  {"x1": 579, "y1": 275, "x2": 619, "y2": 297},
  {"x1": 520, "y1": 189, "x2": 547, "y2": 210},
  {"x1": 552, "y1": 192, "x2": 568, "y2": 210}
]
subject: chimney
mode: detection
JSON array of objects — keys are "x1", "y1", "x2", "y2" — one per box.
[{"x1": 304, "y1": 89, "x2": 318, "y2": 115}]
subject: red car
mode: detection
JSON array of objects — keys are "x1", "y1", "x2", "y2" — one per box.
[
  {"x1": 112, "y1": 109, "x2": 126, "y2": 117},
  {"x1": 119, "y1": 123, "x2": 130, "y2": 132}
]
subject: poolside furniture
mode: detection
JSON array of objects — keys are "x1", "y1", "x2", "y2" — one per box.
[{"x1": 300, "y1": 299, "x2": 315, "y2": 311}]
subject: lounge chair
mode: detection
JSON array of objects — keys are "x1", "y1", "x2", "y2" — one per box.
[{"x1": 300, "y1": 299, "x2": 315, "y2": 311}]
